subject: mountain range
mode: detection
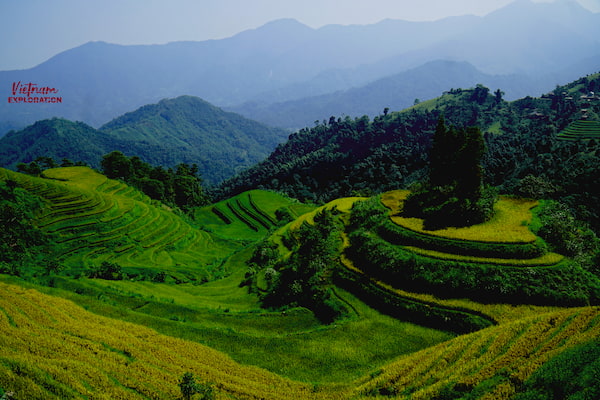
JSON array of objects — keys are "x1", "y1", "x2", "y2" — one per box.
[
  {"x1": 0, "y1": 96, "x2": 287, "y2": 185},
  {"x1": 1, "y1": 0, "x2": 599, "y2": 134}
]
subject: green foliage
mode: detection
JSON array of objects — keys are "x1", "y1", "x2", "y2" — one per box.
[
  {"x1": 0, "y1": 97, "x2": 288, "y2": 186},
  {"x1": 179, "y1": 372, "x2": 214, "y2": 400},
  {"x1": 514, "y1": 339, "x2": 600, "y2": 400},
  {"x1": 0, "y1": 180, "x2": 56, "y2": 275},
  {"x1": 101, "y1": 151, "x2": 209, "y2": 211},
  {"x1": 261, "y1": 209, "x2": 349, "y2": 323},
  {"x1": 533, "y1": 200, "x2": 599, "y2": 262},
  {"x1": 348, "y1": 198, "x2": 599, "y2": 305},
  {"x1": 347, "y1": 230, "x2": 599, "y2": 305},
  {"x1": 219, "y1": 77, "x2": 600, "y2": 236},
  {"x1": 404, "y1": 117, "x2": 493, "y2": 229},
  {"x1": 0, "y1": 387, "x2": 13, "y2": 400},
  {"x1": 353, "y1": 199, "x2": 547, "y2": 260},
  {"x1": 99, "y1": 96, "x2": 288, "y2": 185},
  {"x1": 86, "y1": 261, "x2": 124, "y2": 280},
  {"x1": 335, "y1": 266, "x2": 495, "y2": 334}
]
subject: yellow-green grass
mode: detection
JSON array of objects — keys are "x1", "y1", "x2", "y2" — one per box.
[
  {"x1": 55, "y1": 244, "x2": 455, "y2": 384},
  {"x1": 403, "y1": 246, "x2": 564, "y2": 267},
  {"x1": 86, "y1": 247, "x2": 262, "y2": 313},
  {"x1": 382, "y1": 190, "x2": 538, "y2": 243},
  {"x1": 1, "y1": 278, "x2": 597, "y2": 399},
  {"x1": 0, "y1": 281, "x2": 335, "y2": 400},
  {"x1": 353, "y1": 306, "x2": 600, "y2": 400},
  {"x1": 0, "y1": 275, "x2": 455, "y2": 390},
  {"x1": 0, "y1": 167, "x2": 237, "y2": 278}
]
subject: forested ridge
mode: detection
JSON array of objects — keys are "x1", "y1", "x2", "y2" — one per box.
[
  {"x1": 0, "y1": 96, "x2": 288, "y2": 185},
  {"x1": 216, "y1": 75, "x2": 600, "y2": 231}
]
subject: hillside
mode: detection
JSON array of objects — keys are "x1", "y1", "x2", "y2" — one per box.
[
  {"x1": 0, "y1": 96, "x2": 288, "y2": 185},
  {"x1": 1, "y1": 165, "x2": 599, "y2": 398},
  {"x1": 1, "y1": 73, "x2": 600, "y2": 399},
  {"x1": 0, "y1": 167, "x2": 241, "y2": 281},
  {"x1": 0, "y1": 119, "x2": 116, "y2": 169},
  {"x1": 1, "y1": 281, "x2": 597, "y2": 400},
  {"x1": 2, "y1": 0, "x2": 599, "y2": 133},
  {"x1": 217, "y1": 74, "x2": 600, "y2": 230}
]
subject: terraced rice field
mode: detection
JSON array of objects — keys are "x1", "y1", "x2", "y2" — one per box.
[
  {"x1": 1, "y1": 280, "x2": 597, "y2": 399},
  {"x1": 557, "y1": 119, "x2": 600, "y2": 141},
  {"x1": 0, "y1": 282, "x2": 335, "y2": 400},
  {"x1": 378, "y1": 190, "x2": 563, "y2": 268},
  {"x1": 353, "y1": 306, "x2": 600, "y2": 399},
  {"x1": 0, "y1": 167, "x2": 236, "y2": 279}
]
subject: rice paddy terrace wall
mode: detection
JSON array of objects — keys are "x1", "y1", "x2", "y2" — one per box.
[
  {"x1": 557, "y1": 119, "x2": 600, "y2": 141},
  {"x1": 342, "y1": 191, "x2": 597, "y2": 311},
  {"x1": 0, "y1": 167, "x2": 236, "y2": 280}
]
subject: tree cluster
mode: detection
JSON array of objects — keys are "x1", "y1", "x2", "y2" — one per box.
[
  {"x1": 257, "y1": 209, "x2": 349, "y2": 323},
  {"x1": 0, "y1": 180, "x2": 54, "y2": 276},
  {"x1": 403, "y1": 117, "x2": 496, "y2": 229},
  {"x1": 16, "y1": 156, "x2": 86, "y2": 175},
  {"x1": 101, "y1": 151, "x2": 209, "y2": 211},
  {"x1": 217, "y1": 77, "x2": 600, "y2": 236}
]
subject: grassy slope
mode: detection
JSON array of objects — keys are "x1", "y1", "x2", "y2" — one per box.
[
  {"x1": 1, "y1": 169, "x2": 598, "y2": 398},
  {"x1": 0, "y1": 169, "x2": 454, "y2": 384},
  {"x1": 0, "y1": 279, "x2": 597, "y2": 400},
  {"x1": 0, "y1": 167, "x2": 240, "y2": 281}
]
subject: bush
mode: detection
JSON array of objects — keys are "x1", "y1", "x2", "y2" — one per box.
[
  {"x1": 259, "y1": 209, "x2": 349, "y2": 323},
  {"x1": 86, "y1": 261, "x2": 124, "y2": 280},
  {"x1": 534, "y1": 200, "x2": 600, "y2": 259},
  {"x1": 179, "y1": 372, "x2": 214, "y2": 400}
]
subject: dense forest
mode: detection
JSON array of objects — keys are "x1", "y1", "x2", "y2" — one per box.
[
  {"x1": 216, "y1": 76, "x2": 600, "y2": 233},
  {"x1": 0, "y1": 96, "x2": 288, "y2": 185}
]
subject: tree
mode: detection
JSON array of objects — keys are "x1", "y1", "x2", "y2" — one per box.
[
  {"x1": 61, "y1": 158, "x2": 75, "y2": 167},
  {"x1": 404, "y1": 117, "x2": 494, "y2": 229},
  {"x1": 178, "y1": 372, "x2": 214, "y2": 400},
  {"x1": 16, "y1": 161, "x2": 41, "y2": 175},
  {"x1": 494, "y1": 88, "x2": 504, "y2": 104},
  {"x1": 470, "y1": 84, "x2": 490, "y2": 104},
  {"x1": 101, "y1": 151, "x2": 133, "y2": 180},
  {"x1": 34, "y1": 156, "x2": 57, "y2": 169}
]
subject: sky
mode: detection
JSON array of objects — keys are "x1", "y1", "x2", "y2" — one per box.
[{"x1": 1, "y1": 0, "x2": 599, "y2": 71}]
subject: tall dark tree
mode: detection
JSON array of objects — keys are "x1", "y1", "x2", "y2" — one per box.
[
  {"x1": 404, "y1": 117, "x2": 493, "y2": 229},
  {"x1": 101, "y1": 151, "x2": 133, "y2": 180},
  {"x1": 456, "y1": 126, "x2": 485, "y2": 199}
]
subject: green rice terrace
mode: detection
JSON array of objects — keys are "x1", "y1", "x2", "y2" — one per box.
[
  {"x1": 0, "y1": 167, "x2": 599, "y2": 399},
  {"x1": 557, "y1": 119, "x2": 600, "y2": 141}
]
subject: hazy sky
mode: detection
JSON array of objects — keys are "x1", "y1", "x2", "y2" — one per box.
[{"x1": 1, "y1": 0, "x2": 598, "y2": 71}]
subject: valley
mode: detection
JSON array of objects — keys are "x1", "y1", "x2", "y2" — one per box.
[{"x1": 0, "y1": 19, "x2": 599, "y2": 398}]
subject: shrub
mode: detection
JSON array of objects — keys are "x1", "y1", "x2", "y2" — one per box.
[
  {"x1": 179, "y1": 372, "x2": 214, "y2": 400},
  {"x1": 86, "y1": 261, "x2": 124, "y2": 280}
]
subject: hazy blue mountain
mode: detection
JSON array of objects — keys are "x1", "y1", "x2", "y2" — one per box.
[
  {"x1": 0, "y1": 96, "x2": 288, "y2": 185},
  {"x1": 230, "y1": 60, "x2": 552, "y2": 130},
  {"x1": 0, "y1": 0, "x2": 598, "y2": 134}
]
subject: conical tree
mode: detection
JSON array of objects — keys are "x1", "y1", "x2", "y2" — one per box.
[{"x1": 404, "y1": 117, "x2": 493, "y2": 229}]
